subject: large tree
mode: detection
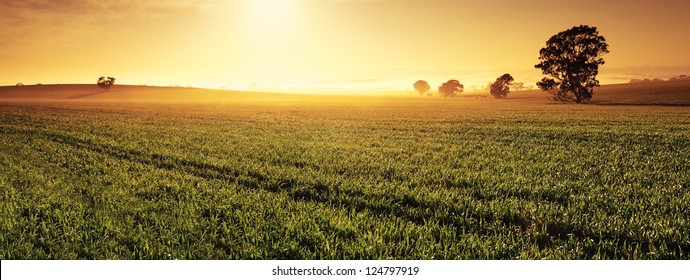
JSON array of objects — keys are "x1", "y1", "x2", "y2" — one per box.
[
  {"x1": 413, "y1": 80, "x2": 431, "y2": 96},
  {"x1": 438, "y1": 80, "x2": 463, "y2": 97},
  {"x1": 490, "y1": 74, "x2": 514, "y2": 99},
  {"x1": 534, "y1": 25, "x2": 609, "y2": 103}
]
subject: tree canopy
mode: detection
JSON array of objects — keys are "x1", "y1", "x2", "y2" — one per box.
[
  {"x1": 490, "y1": 74, "x2": 514, "y2": 99},
  {"x1": 534, "y1": 25, "x2": 609, "y2": 103},
  {"x1": 413, "y1": 80, "x2": 431, "y2": 96},
  {"x1": 97, "y1": 76, "x2": 116, "y2": 91},
  {"x1": 438, "y1": 80, "x2": 463, "y2": 97}
]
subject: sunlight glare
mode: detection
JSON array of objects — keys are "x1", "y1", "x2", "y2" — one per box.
[{"x1": 246, "y1": 0, "x2": 295, "y2": 32}]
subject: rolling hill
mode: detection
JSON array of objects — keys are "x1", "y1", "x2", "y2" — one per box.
[{"x1": 1, "y1": 80, "x2": 690, "y2": 106}]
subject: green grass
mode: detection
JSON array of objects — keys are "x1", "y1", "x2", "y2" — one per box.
[{"x1": 1, "y1": 93, "x2": 689, "y2": 259}]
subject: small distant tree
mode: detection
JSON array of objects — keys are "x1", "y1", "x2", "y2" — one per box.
[
  {"x1": 489, "y1": 74, "x2": 514, "y2": 99},
  {"x1": 97, "y1": 76, "x2": 116, "y2": 91},
  {"x1": 15, "y1": 83, "x2": 24, "y2": 86},
  {"x1": 438, "y1": 80, "x2": 463, "y2": 97},
  {"x1": 535, "y1": 25, "x2": 609, "y2": 103},
  {"x1": 413, "y1": 80, "x2": 431, "y2": 96}
]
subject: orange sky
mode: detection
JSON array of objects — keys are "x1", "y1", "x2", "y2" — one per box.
[{"x1": 1, "y1": 0, "x2": 689, "y2": 93}]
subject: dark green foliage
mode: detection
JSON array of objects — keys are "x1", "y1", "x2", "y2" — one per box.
[{"x1": 535, "y1": 25, "x2": 609, "y2": 103}]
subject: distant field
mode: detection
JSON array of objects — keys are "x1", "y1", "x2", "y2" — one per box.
[
  {"x1": 2, "y1": 80, "x2": 690, "y2": 104},
  {"x1": 1, "y1": 82, "x2": 689, "y2": 259}
]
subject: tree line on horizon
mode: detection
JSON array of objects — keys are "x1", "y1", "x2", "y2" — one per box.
[
  {"x1": 629, "y1": 75, "x2": 689, "y2": 84},
  {"x1": 413, "y1": 25, "x2": 610, "y2": 103},
  {"x1": 414, "y1": 74, "x2": 517, "y2": 99}
]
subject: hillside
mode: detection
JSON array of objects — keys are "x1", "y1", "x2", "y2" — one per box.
[
  {"x1": 493, "y1": 80, "x2": 690, "y2": 105},
  {"x1": 590, "y1": 80, "x2": 690, "y2": 105},
  {"x1": 0, "y1": 84, "x2": 290, "y2": 103},
  {"x1": 1, "y1": 80, "x2": 690, "y2": 106}
]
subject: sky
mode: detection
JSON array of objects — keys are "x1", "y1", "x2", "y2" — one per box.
[{"x1": 1, "y1": 0, "x2": 689, "y2": 93}]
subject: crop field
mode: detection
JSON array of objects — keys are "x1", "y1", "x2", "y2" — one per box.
[{"x1": 1, "y1": 82, "x2": 689, "y2": 259}]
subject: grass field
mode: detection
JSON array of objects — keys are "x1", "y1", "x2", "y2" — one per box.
[{"x1": 1, "y1": 81, "x2": 689, "y2": 259}]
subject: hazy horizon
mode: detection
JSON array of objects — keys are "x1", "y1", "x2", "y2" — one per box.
[{"x1": 2, "y1": 0, "x2": 689, "y2": 93}]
